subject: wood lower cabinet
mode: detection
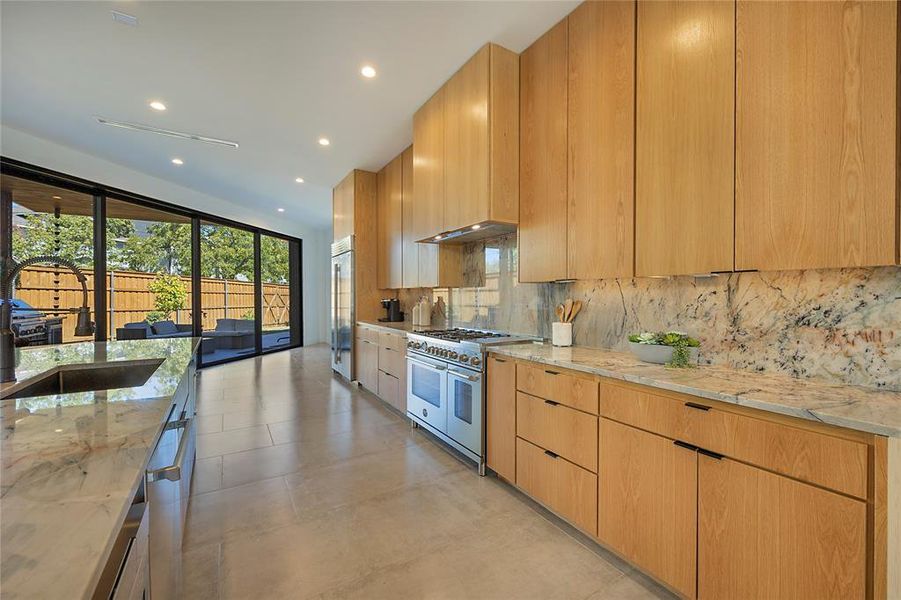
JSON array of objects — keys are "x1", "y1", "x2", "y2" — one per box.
[
  {"x1": 356, "y1": 337, "x2": 378, "y2": 393},
  {"x1": 635, "y1": 0, "x2": 735, "y2": 276},
  {"x1": 486, "y1": 355, "x2": 516, "y2": 482},
  {"x1": 735, "y1": 0, "x2": 897, "y2": 271},
  {"x1": 698, "y1": 454, "x2": 867, "y2": 600},
  {"x1": 516, "y1": 391, "x2": 597, "y2": 472},
  {"x1": 599, "y1": 418, "x2": 698, "y2": 598},
  {"x1": 377, "y1": 370, "x2": 404, "y2": 413},
  {"x1": 516, "y1": 437, "x2": 597, "y2": 534}
]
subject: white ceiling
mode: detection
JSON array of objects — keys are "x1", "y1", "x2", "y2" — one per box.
[{"x1": 0, "y1": 1, "x2": 578, "y2": 232}]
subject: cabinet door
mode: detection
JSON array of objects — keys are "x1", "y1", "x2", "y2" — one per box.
[
  {"x1": 357, "y1": 339, "x2": 379, "y2": 393},
  {"x1": 636, "y1": 0, "x2": 734, "y2": 276},
  {"x1": 567, "y1": 0, "x2": 634, "y2": 280},
  {"x1": 413, "y1": 89, "x2": 445, "y2": 241},
  {"x1": 735, "y1": 0, "x2": 897, "y2": 271},
  {"x1": 377, "y1": 154, "x2": 404, "y2": 289},
  {"x1": 519, "y1": 19, "x2": 568, "y2": 283},
  {"x1": 599, "y1": 418, "x2": 697, "y2": 598},
  {"x1": 698, "y1": 454, "x2": 866, "y2": 599},
  {"x1": 400, "y1": 146, "x2": 419, "y2": 288},
  {"x1": 486, "y1": 355, "x2": 516, "y2": 481},
  {"x1": 332, "y1": 171, "x2": 355, "y2": 242},
  {"x1": 444, "y1": 45, "x2": 490, "y2": 231}
]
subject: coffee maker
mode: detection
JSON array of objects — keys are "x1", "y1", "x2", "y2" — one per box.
[{"x1": 379, "y1": 298, "x2": 404, "y2": 322}]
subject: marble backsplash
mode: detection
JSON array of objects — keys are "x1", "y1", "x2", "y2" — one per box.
[{"x1": 393, "y1": 234, "x2": 900, "y2": 390}]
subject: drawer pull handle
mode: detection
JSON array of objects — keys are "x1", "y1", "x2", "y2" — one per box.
[
  {"x1": 544, "y1": 450, "x2": 559, "y2": 459},
  {"x1": 494, "y1": 358, "x2": 507, "y2": 363},
  {"x1": 544, "y1": 400, "x2": 559, "y2": 407},
  {"x1": 684, "y1": 402, "x2": 711, "y2": 412},
  {"x1": 698, "y1": 448, "x2": 724, "y2": 460},
  {"x1": 673, "y1": 440, "x2": 698, "y2": 452},
  {"x1": 544, "y1": 370, "x2": 560, "y2": 376}
]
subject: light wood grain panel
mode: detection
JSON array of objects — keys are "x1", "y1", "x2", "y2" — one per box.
[
  {"x1": 698, "y1": 455, "x2": 867, "y2": 600},
  {"x1": 735, "y1": 0, "x2": 897, "y2": 271},
  {"x1": 377, "y1": 345, "x2": 404, "y2": 379},
  {"x1": 444, "y1": 45, "x2": 490, "y2": 231},
  {"x1": 599, "y1": 418, "x2": 697, "y2": 598},
  {"x1": 599, "y1": 381, "x2": 868, "y2": 498},
  {"x1": 516, "y1": 391, "x2": 597, "y2": 472},
  {"x1": 516, "y1": 361, "x2": 598, "y2": 414},
  {"x1": 413, "y1": 89, "x2": 445, "y2": 241},
  {"x1": 376, "y1": 166, "x2": 389, "y2": 289},
  {"x1": 887, "y1": 436, "x2": 901, "y2": 599},
  {"x1": 378, "y1": 330, "x2": 405, "y2": 353},
  {"x1": 486, "y1": 355, "x2": 517, "y2": 482},
  {"x1": 516, "y1": 437, "x2": 597, "y2": 534},
  {"x1": 351, "y1": 171, "x2": 380, "y2": 322},
  {"x1": 355, "y1": 324, "x2": 378, "y2": 344},
  {"x1": 332, "y1": 171, "x2": 355, "y2": 242},
  {"x1": 567, "y1": 0, "x2": 635, "y2": 280},
  {"x1": 377, "y1": 370, "x2": 400, "y2": 412},
  {"x1": 356, "y1": 338, "x2": 379, "y2": 393},
  {"x1": 519, "y1": 18, "x2": 569, "y2": 283},
  {"x1": 636, "y1": 0, "x2": 734, "y2": 276},
  {"x1": 382, "y1": 154, "x2": 404, "y2": 289},
  {"x1": 400, "y1": 146, "x2": 419, "y2": 288},
  {"x1": 488, "y1": 43, "x2": 520, "y2": 224}
]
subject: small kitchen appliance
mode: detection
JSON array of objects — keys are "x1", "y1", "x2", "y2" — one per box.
[{"x1": 379, "y1": 298, "x2": 404, "y2": 322}]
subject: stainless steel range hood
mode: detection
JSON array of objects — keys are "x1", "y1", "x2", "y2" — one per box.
[{"x1": 418, "y1": 221, "x2": 517, "y2": 244}]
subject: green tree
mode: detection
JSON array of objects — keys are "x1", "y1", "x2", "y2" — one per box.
[
  {"x1": 12, "y1": 213, "x2": 95, "y2": 267},
  {"x1": 146, "y1": 274, "x2": 188, "y2": 323},
  {"x1": 260, "y1": 236, "x2": 289, "y2": 284}
]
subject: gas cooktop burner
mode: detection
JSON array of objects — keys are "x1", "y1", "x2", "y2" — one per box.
[{"x1": 419, "y1": 328, "x2": 511, "y2": 342}]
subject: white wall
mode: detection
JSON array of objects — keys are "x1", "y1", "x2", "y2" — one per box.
[{"x1": 1, "y1": 125, "x2": 330, "y2": 344}]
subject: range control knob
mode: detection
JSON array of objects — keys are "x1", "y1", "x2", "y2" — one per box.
[
  {"x1": 470, "y1": 356, "x2": 482, "y2": 367},
  {"x1": 407, "y1": 341, "x2": 414, "y2": 349},
  {"x1": 448, "y1": 352, "x2": 458, "y2": 360},
  {"x1": 458, "y1": 354, "x2": 468, "y2": 363},
  {"x1": 440, "y1": 349, "x2": 449, "y2": 357}
]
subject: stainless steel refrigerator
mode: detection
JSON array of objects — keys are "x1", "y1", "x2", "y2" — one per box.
[{"x1": 330, "y1": 236, "x2": 354, "y2": 380}]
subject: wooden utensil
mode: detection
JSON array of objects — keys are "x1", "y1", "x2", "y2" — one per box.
[
  {"x1": 563, "y1": 299, "x2": 574, "y2": 323},
  {"x1": 555, "y1": 304, "x2": 565, "y2": 322},
  {"x1": 568, "y1": 300, "x2": 582, "y2": 323}
]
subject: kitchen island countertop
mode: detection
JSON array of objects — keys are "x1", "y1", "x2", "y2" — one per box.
[
  {"x1": 0, "y1": 337, "x2": 199, "y2": 599},
  {"x1": 490, "y1": 342, "x2": 901, "y2": 438}
]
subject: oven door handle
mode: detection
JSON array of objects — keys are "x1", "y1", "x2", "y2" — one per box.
[
  {"x1": 448, "y1": 369, "x2": 480, "y2": 382},
  {"x1": 408, "y1": 356, "x2": 447, "y2": 371}
]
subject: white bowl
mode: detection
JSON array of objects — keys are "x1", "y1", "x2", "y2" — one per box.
[{"x1": 628, "y1": 342, "x2": 699, "y2": 365}]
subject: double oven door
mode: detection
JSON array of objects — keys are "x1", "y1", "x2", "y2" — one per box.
[{"x1": 407, "y1": 352, "x2": 483, "y2": 456}]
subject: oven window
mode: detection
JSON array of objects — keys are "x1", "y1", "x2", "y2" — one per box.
[
  {"x1": 453, "y1": 379, "x2": 472, "y2": 425},
  {"x1": 411, "y1": 363, "x2": 441, "y2": 408}
]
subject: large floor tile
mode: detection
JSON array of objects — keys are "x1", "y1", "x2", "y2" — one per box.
[
  {"x1": 196, "y1": 424, "x2": 273, "y2": 459},
  {"x1": 192, "y1": 456, "x2": 223, "y2": 495}
]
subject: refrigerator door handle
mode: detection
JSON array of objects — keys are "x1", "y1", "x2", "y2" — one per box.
[{"x1": 333, "y1": 262, "x2": 340, "y2": 363}]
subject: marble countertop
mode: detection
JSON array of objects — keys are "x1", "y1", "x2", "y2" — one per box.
[
  {"x1": 1, "y1": 338, "x2": 199, "y2": 599},
  {"x1": 490, "y1": 343, "x2": 901, "y2": 438},
  {"x1": 357, "y1": 320, "x2": 438, "y2": 335}
]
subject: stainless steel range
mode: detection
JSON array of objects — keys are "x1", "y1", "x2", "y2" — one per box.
[{"x1": 405, "y1": 328, "x2": 534, "y2": 475}]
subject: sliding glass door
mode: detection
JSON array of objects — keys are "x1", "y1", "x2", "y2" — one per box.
[
  {"x1": 261, "y1": 234, "x2": 292, "y2": 352},
  {"x1": 198, "y1": 220, "x2": 257, "y2": 365}
]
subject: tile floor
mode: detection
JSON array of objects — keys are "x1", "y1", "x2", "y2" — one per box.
[{"x1": 183, "y1": 344, "x2": 672, "y2": 599}]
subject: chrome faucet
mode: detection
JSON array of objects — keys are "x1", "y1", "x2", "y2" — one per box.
[{"x1": 1, "y1": 255, "x2": 95, "y2": 383}]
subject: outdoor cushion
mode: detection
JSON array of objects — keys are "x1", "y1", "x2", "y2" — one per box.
[
  {"x1": 124, "y1": 321, "x2": 153, "y2": 334},
  {"x1": 152, "y1": 320, "x2": 179, "y2": 335},
  {"x1": 235, "y1": 319, "x2": 254, "y2": 332},
  {"x1": 215, "y1": 318, "x2": 237, "y2": 332}
]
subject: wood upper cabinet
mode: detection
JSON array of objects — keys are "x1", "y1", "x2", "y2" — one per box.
[
  {"x1": 519, "y1": 18, "x2": 569, "y2": 283},
  {"x1": 486, "y1": 355, "x2": 516, "y2": 482},
  {"x1": 377, "y1": 153, "x2": 404, "y2": 290},
  {"x1": 698, "y1": 455, "x2": 867, "y2": 599},
  {"x1": 400, "y1": 147, "x2": 419, "y2": 288},
  {"x1": 567, "y1": 0, "x2": 634, "y2": 280},
  {"x1": 735, "y1": 0, "x2": 898, "y2": 271},
  {"x1": 636, "y1": 0, "x2": 735, "y2": 276},
  {"x1": 413, "y1": 89, "x2": 446, "y2": 242},
  {"x1": 599, "y1": 418, "x2": 697, "y2": 598},
  {"x1": 333, "y1": 170, "x2": 379, "y2": 321},
  {"x1": 332, "y1": 173, "x2": 355, "y2": 242}
]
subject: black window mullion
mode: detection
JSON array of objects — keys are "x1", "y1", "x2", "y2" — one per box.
[
  {"x1": 290, "y1": 239, "x2": 303, "y2": 347},
  {"x1": 191, "y1": 217, "x2": 202, "y2": 340},
  {"x1": 92, "y1": 193, "x2": 107, "y2": 341},
  {"x1": 253, "y1": 232, "x2": 263, "y2": 355}
]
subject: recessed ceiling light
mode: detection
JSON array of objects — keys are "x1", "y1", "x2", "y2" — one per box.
[
  {"x1": 318, "y1": 137, "x2": 330, "y2": 146},
  {"x1": 361, "y1": 65, "x2": 377, "y2": 79},
  {"x1": 171, "y1": 158, "x2": 184, "y2": 165},
  {"x1": 277, "y1": 208, "x2": 285, "y2": 213},
  {"x1": 52, "y1": 195, "x2": 61, "y2": 200},
  {"x1": 295, "y1": 177, "x2": 304, "y2": 183},
  {"x1": 471, "y1": 224, "x2": 481, "y2": 230},
  {"x1": 54, "y1": 429, "x2": 64, "y2": 433},
  {"x1": 434, "y1": 235, "x2": 442, "y2": 241},
  {"x1": 149, "y1": 100, "x2": 167, "y2": 111}
]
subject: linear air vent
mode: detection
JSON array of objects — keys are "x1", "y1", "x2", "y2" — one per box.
[
  {"x1": 111, "y1": 11, "x2": 138, "y2": 27},
  {"x1": 94, "y1": 117, "x2": 239, "y2": 149}
]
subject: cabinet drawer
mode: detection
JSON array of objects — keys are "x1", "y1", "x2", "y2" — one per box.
[
  {"x1": 378, "y1": 331, "x2": 405, "y2": 352},
  {"x1": 599, "y1": 382, "x2": 868, "y2": 499},
  {"x1": 378, "y1": 345, "x2": 405, "y2": 378},
  {"x1": 516, "y1": 392, "x2": 598, "y2": 472},
  {"x1": 516, "y1": 362, "x2": 599, "y2": 414},
  {"x1": 356, "y1": 325, "x2": 378, "y2": 344},
  {"x1": 378, "y1": 371, "x2": 401, "y2": 411},
  {"x1": 516, "y1": 437, "x2": 597, "y2": 534}
]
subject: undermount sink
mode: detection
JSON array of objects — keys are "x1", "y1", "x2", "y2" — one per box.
[{"x1": 0, "y1": 358, "x2": 165, "y2": 400}]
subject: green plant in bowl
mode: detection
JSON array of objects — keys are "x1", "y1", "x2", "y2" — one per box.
[{"x1": 627, "y1": 331, "x2": 700, "y2": 368}]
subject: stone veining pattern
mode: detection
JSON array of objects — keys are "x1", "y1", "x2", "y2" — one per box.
[{"x1": 418, "y1": 235, "x2": 901, "y2": 390}]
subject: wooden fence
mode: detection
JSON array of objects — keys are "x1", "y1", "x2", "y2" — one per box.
[{"x1": 15, "y1": 266, "x2": 290, "y2": 342}]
